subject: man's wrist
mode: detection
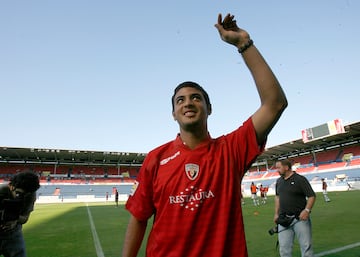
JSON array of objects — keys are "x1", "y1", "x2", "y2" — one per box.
[
  {"x1": 238, "y1": 39, "x2": 254, "y2": 54},
  {"x1": 304, "y1": 208, "x2": 311, "y2": 213}
]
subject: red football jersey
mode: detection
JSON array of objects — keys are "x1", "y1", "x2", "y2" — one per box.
[{"x1": 126, "y1": 118, "x2": 263, "y2": 257}]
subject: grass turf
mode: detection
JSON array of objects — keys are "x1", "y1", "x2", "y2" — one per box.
[{"x1": 23, "y1": 190, "x2": 360, "y2": 257}]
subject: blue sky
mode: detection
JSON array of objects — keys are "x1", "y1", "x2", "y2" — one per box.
[{"x1": 1, "y1": 1, "x2": 359, "y2": 153}]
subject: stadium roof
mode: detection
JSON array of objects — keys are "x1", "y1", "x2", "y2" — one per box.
[
  {"x1": 0, "y1": 121, "x2": 359, "y2": 167},
  {"x1": 258, "y1": 120, "x2": 360, "y2": 163},
  {"x1": 0, "y1": 148, "x2": 146, "y2": 167}
]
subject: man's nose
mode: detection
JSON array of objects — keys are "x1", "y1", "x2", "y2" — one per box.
[{"x1": 183, "y1": 96, "x2": 194, "y2": 106}]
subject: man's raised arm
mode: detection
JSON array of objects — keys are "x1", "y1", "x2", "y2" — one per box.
[{"x1": 215, "y1": 13, "x2": 288, "y2": 144}]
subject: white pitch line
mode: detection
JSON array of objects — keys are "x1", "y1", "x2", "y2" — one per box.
[
  {"x1": 315, "y1": 242, "x2": 360, "y2": 257},
  {"x1": 86, "y1": 203, "x2": 105, "y2": 257}
]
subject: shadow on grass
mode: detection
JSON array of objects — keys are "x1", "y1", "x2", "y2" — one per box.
[{"x1": 23, "y1": 202, "x2": 128, "y2": 257}]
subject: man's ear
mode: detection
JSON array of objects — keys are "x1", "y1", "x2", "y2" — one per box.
[{"x1": 172, "y1": 111, "x2": 177, "y2": 121}]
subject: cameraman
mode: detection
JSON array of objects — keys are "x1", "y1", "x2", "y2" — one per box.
[
  {"x1": 0, "y1": 171, "x2": 40, "y2": 257},
  {"x1": 274, "y1": 159, "x2": 316, "y2": 257}
]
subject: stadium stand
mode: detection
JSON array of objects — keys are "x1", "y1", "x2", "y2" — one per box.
[
  {"x1": 350, "y1": 158, "x2": 360, "y2": 166},
  {"x1": 1, "y1": 121, "x2": 359, "y2": 185}
]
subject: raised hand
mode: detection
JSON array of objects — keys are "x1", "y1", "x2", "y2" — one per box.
[{"x1": 214, "y1": 13, "x2": 250, "y2": 49}]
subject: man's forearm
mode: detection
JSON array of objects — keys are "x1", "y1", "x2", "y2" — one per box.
[
  {"x1": 305, "y1": 196, "x2": 316, "y2": 211},
  {"x1": 274, "y1": 196, "x2": 280, "y2": 215},
  {"x1": 122, "y1": 215, "x2": 147, "y2": 257},
  {"x1": 242, "y1": 45, "x2": 287, "y2": 142}
]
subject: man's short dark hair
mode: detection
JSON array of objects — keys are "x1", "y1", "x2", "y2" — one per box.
[
  {"x1": 10, "y1": 171, "x2": 40, "y2": 193},
  {"x1": 171, "y1": 81, "x2": 211, "y2": 111},
  {"x1": 277, "y1": 159, "x2": 292, "y2": 170}
]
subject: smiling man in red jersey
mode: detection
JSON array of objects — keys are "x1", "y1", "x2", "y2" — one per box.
[{"x1": 122, "y1": 13, "x2": 288, "y2": 257}]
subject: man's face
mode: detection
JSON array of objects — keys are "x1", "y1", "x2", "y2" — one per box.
[
  {"x1": 172, "y1": 87, "x2": 210, "y2": 132},
  {"x1": 275, "y1": 162, "x2": 287, "y2": 177}
]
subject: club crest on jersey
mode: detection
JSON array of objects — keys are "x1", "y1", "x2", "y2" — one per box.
[{"x1": 185, "y1": 163, "x2": 199, "y2": 180}]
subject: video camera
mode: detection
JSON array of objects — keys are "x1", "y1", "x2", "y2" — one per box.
[
  {"x1": 268, "y1": 225, "x2": 278, "y2": 236},
  {"x1": 268, "y1": 213, "x2": 296, "y2": 236},
  {"x1": 0, "y1": 197, "x2": 24, "y2": 223}
]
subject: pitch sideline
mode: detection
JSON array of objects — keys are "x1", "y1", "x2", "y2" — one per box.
[
  {"x1": 86, "y1": 203, "x2": 105, "y2": 257},
  {"x1": 315, "y1": 241, "x2": 360, "y2": 257}
]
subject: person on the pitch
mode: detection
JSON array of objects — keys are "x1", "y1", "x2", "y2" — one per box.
[
  {"x1": 122, "y1": 12, "x2": 287, "y2": 257},
  {"x1": 0, "y1": 171, "x2": 40, "y2": 257}
]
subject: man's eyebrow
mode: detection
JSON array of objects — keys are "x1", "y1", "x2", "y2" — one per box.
[
  {"x1": 178, "y1": 92, "x2": 202, "y2": 98},
  {"x1": 175, "y1": 92, "x2": 203, "y2": 102},
  {"x1": 175, "y1": 95, "x2": 185, "y2": 101}
]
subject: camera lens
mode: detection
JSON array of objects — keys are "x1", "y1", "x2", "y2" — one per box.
[{"x1": 268, "y1": 226, "x2": 278, "y2": 236}]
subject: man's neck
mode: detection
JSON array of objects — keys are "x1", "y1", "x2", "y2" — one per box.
[
  {"x1": 179, "y1": 130, "x2": 209, "y2": 150},
  {"x1": 284, "y1": 170, "x2": 294, "y2": 180}
]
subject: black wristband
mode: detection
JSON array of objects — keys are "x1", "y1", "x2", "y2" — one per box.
[{"x1": 238, "y1": 39, "x2": 254, "y2": 54}]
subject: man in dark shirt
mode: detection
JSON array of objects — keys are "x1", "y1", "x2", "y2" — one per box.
[
  {"x1": 0, "y1": 171, "x2": 40, "y2": 257},
  {"x1": 274, "y1": 159, "x2": 316, "y2": 257}
]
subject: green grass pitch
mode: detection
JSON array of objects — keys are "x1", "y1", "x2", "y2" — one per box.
[{"x1": 23, "y1": 190, "x2": 360, "y2": 257}]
